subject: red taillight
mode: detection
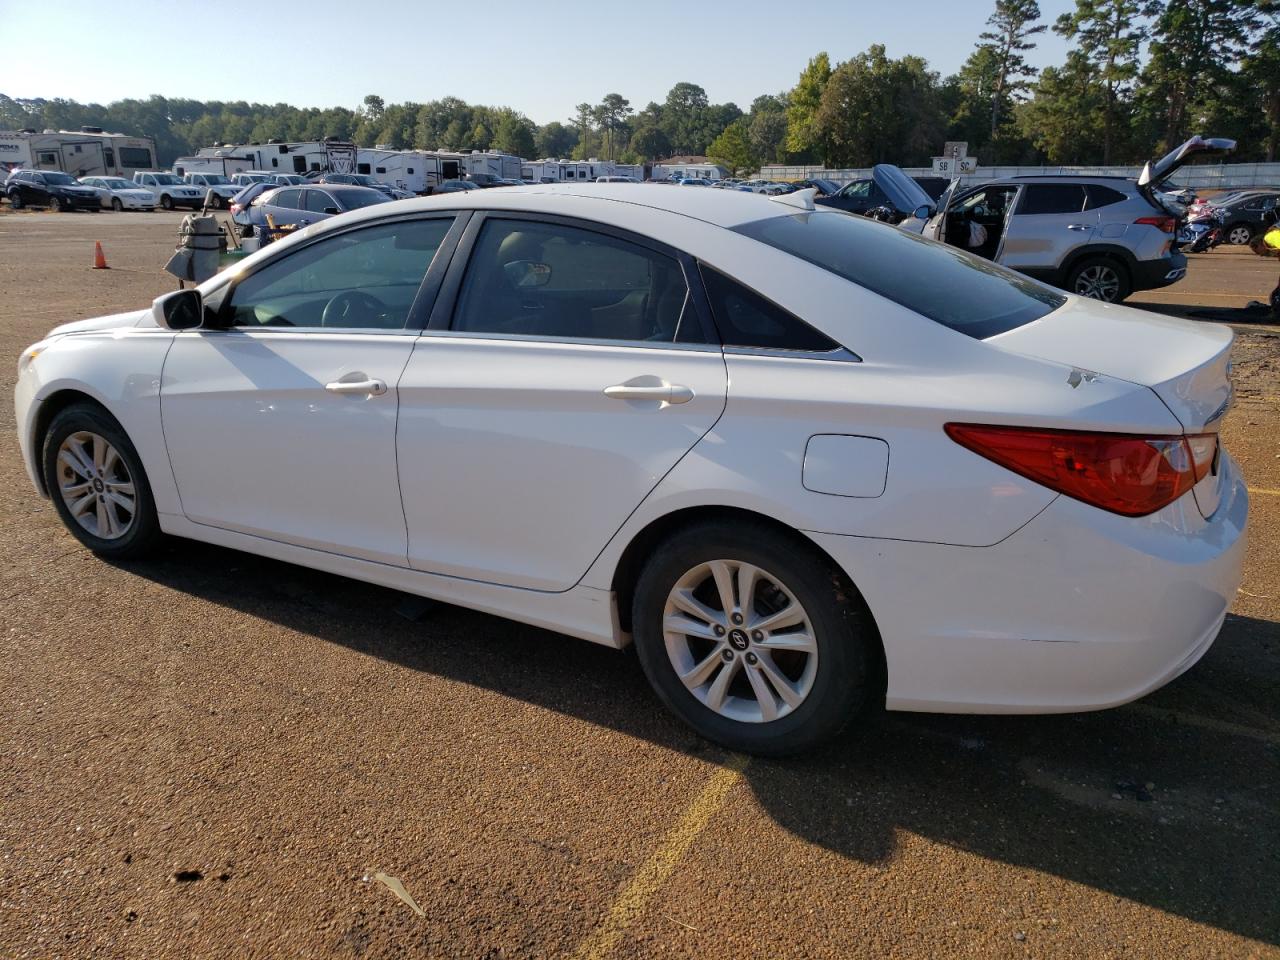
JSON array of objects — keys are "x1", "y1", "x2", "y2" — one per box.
[
  {"x1": 1135, "y1": 215, "x2": 1177, "y2": 234},
  {"x1": 945, "y1": 424, "x2": 1217, "y2": 517}
]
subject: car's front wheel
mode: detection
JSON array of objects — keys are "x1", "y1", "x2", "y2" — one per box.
[
  {"x1": 1067, "y1": 256, "x2": 1131, "y2": 303},
  {"x1": 632, "y1": 520, "x2": 877, "y2": 756},
  {"x1": 111, "y1": 197, "x2": 123, "y2": 211},
  {"x1": 160, "y1": 194, "x2": 173, "y2": 210},
  {"x1": 8, "y1": 191, "x2": 22, "y2": 210},
  {"x1": 42, "y1": 403, "x2": 162, "y2": 560},
  {"x1": 48, "y1": 195, "x2": 62, "y2": 213}
]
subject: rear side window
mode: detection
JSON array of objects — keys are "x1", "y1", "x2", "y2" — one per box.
[
  {"x1": 1017, "y1": 184, "x2": 1087, "y2": 215},
  {"x1": 699, "y1": 266, "x2": 840, "y2": 353},
  {"x1": 1085, "y1": 184, "x2": 1128, "y2": 210},
  {"x1": 735, "y1": 211, "x2": 1065, "y2": 340},
  {"x1": 272, "y1": 189, "x2": 300, "y2": 209}
]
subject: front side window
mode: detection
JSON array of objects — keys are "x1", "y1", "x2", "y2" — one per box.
[
  {"x1": 305, "y1": 190, "x2": 336, "y2": 214},
  {"x1": 452, "y1": 218, "x2": 692, "y2": 343},
  {"x1": 735, "y1": 210, "x2": 1064, "y2": 339},
  {"x1": 223, "y1": 218, "x2": 454, "y2": 330}
]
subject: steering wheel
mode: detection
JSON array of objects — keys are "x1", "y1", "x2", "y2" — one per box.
[{"x1": 321, "y1": 290, "x2": 386, "y2": 327}]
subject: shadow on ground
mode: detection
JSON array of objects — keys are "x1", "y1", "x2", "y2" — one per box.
[{"x1": 119, "y1": 538, "x2": 1279, "y2": 945}]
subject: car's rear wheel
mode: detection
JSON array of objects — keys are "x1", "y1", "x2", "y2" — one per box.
[
  {"x1": 111, "y1": 197, "x2": 123, "y2": 211},
  {"x1": 48, "y1": 196, "x2": 62, "y2": 213},
  {"x1": 42, "y1": 403, "x2": 162, "y2": 560},
  {"x1": 632, "y1": 520, "x2": 876, "y2": 756},
  {"x1": 208, "y1": 194, "x2": 224, "y2": 209},
  {"x1": 1226, "y1": 224, "x2": 1253, "y2": 246},
  {"x1": 1067, "y1": 256, "x2": 1130, "y2": 303}
]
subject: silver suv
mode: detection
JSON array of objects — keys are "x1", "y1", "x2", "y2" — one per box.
[{"x1": 883, "y1": 136, "x2": 1237, "y2": 303}]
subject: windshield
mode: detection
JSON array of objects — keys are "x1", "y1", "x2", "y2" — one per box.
[
  {"x1": 152, "y1": 174, "x2": 182, "y2": 185},
  {"x1": 338, "y1": 190, "x2": 393, "y2": 210},
  {"x1": 735, "y1": 210, "x2": 1065, "y2": 339},
  {"x1": 45, "y1": 173, "x2": 77, "y2": 185},
  {"x1": 103, "y1": 178, "x2": 132, "y2": 189},
  {"x1": 202, "y1": 175, "x2": 231, "y2": 184}
]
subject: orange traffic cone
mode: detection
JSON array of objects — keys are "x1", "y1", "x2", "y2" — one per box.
[{"x1": 93, "y1": 241, "x2": 109, "y2": 270}]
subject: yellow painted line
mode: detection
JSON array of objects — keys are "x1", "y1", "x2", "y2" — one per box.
[
  {"x1": 1123, "y1": 703, "x2": 1280, "y2": 746},
  {"x1": 1247, "y1": 487, "x2": 1280, "y2": 497},
  {"x1": 572, "y1": 753, "x2": 750, "y2": 960}
]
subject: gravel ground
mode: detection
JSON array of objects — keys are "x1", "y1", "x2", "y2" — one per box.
[{"x1": 1, "y1": 209, "x2": 1277, "y2": 959}]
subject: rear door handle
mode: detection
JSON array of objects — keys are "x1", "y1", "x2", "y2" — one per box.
[
  {"x1": 1066, "y1": 224, "x2": 1091, "y2": 231},
  {"x1": 325, "y1": 376, "x2": 387, "y2": 396},
  {"x1": 604, "y1": 382, "x2": 694, "y2": 404}
]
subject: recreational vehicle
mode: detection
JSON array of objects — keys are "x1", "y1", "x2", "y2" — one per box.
[
  {"x1": 355, "y1": 148, "x2": 442, "y2": 194},
  {"x1": 0, "y1": 128, "x2": 157, "y2": 179},
  {"x1": 188, "y1": 139, "x2": 358, "y2": 178},
  {"x1": 463, "y1": 150, "x2": 524, "y2": 181}
]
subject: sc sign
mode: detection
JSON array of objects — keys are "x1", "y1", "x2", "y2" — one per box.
[{"x1": 931, "y1": 157, "x2": 978, "y2": 176}]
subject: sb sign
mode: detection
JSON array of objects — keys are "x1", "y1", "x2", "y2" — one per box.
[{"x1": 931, "y1": 156, "x2": 978, "y2": 176}]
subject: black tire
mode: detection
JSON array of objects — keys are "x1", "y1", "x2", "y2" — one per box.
[
  {"x1": 208, "y1": 194, "x2": 224, "y2": 209},
  {"x1": 1066, "y1": 255, "x2": 1131, "y2": 303},
  {"x1": 631, "y1": 519, "x2": 877, "y2": 756},
  {"x1": 8, "y1": 191, "x2": 23, "y2": 210},
  {"x1": 111, "y1": 197, "x2": 123, "y2": 211},
  {"x1": 42, "y1": 402, "x2": 162, "y2": 560},
  {"x1": 1225, "y1": 223, "x2": 1254, "y2": 246},
  {"x1": 48, "y1": 195, "x2": 62, "y2": 213},
  {"x1": 160, "y1": 194, "x2": 173, "y2": 210}
]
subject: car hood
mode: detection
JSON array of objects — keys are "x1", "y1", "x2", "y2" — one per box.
[
  {"x1": 989, "y1": 297, "x2": 1233, "y2": 430},
  {"x1": 48, "y1": 309, "x2": 152, "y2": 337},
  {"x1": 872, "y1": 164, "x2": 934, "y2": 216}
]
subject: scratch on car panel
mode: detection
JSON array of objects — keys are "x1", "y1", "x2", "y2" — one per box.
[{"x1": 1067, "y1": 368, "x2": 1101, "y2": 389}]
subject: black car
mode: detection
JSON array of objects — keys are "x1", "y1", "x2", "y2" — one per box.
[
  {"x1": 4, "y1": 169, "x2": 101, "y2": 212},
  {"x1": 433, "y1": 179, "x2": 481, "y2": 194},
  {"x1": 817, "y1": 175, "x2": 950, "y2": 216},
  {"x1": 1211, "y1": 191, "x2": 1280, "y2": 246}
]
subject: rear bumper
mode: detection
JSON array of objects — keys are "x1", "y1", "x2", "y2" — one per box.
[
  {"x1": 808, "y1": 455, "x2": 1247, "y2": 714},
  {"x1": 1131, "y1": 250, "x2": 1187, "y2": 291}
]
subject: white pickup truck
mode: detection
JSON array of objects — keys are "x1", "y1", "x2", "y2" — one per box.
[
  {"x1": 131, "y1": 171, "x2": 205, "y2": 210},
  {"x1": 182, "y1": 173, "x2": 241, "y2": 208}
]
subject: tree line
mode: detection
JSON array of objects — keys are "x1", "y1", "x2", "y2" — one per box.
[{"x1": 2, "y1": 0, "x2": 1275, "y2": 173}]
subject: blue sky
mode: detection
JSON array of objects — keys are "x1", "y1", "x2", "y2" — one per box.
[{"x1": 6, "y1": 0, "x2": 1080, "y2": 124}]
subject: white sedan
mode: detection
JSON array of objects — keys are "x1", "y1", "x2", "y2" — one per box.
[
  {"x1": 13, "y1": 185, "x2": 1246, "y2": 755},
  {"x1": 78, "y1": 176, "x2": 156, "y2": 211}
]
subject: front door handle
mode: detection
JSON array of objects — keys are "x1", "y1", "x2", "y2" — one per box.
[
  {"x1": 604, "y1": 382, "x2": 694, "y2": 404},
  {"x1": 326, "y1": 375, "x2": 387, "y2": 396}
]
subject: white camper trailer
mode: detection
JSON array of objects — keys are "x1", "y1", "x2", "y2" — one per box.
[
  {"x1": 0, "y1": 128, "x2": 157, "y2": 179},
  {"x1": 172, "y1": 154, "x2": 255, "y2": 178},
  {"x1": 188, "y1": 139, "x2": 358, "y2": 178},
  {"x1": 463, "y1": 150, "x2": 523, "y2": 181},
  {"x1": 356, "y1": 148, "x2": 442, "y2": 194}
]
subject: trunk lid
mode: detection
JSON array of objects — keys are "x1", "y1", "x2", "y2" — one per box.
[
  {"x1": 1138, "y1": 136, "x2": 1236, "y2": 218},
  {"x1": 991, "y1": 299, "x2": 1233, "y2": 518}
]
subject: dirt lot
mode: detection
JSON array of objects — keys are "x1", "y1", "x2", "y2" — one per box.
[{"x1": 1, "y1": 209, "x2": 1278, "y2": 960}]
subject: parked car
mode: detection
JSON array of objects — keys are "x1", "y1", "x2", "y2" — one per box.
[
  {"x1": 182, "y1": 173, "x2": 240, "y2": 209},
  {"x1": 4, "y1": 169, "x2": 100, "y2": 211},
  {"x1": 233, "y1": 184, "x2": 390, "y2": 239},
  {"x1": 230, "y1": 172, "x2": 275, "y2": 187},
  {"x1": 266, "y1": 174, "x2": 309, "y2": 186},
  {"x1": 465, "y1": 173, "x2": 502, "y2": 188},
  {"x1": 228, "y1": 181, "x2": 275, "y2": 218},
  {"x1": 131, "y1": 172, "x2": 204, "y2": 210},
  {"x1": 596, "y1": 176, "x2": 640, "y2": 183},
  {"x1": 817, "y1": 176, "x2": 946, "y2": 216},
  {"x1": 433, "y1": 179, "x2": 480, "y2": 194},
  {"x1": 1202, "y1": 190, "x2": 1280, "y2": 246},
  {"x1": 743, "y1": 179, "x2": 787, "y2": 195},
  {"x1": 890, "y1": 135, "x2": 1238, "y2": 302},
  {"x1": 786, "y1": 178, "x2": 841, "y2": 197},
  {"x1": 675, "y1": 178, "x2": 711, "y2": 186},
  {"x1": 14, "y1": 184, "x2": 1244, "y2": 755},
  {"x1": 78, "y1": 176, "x2": 156, "y2": 211},
  {"x1": 320, "y1": 173, "x2": 414, "y2": 200}
]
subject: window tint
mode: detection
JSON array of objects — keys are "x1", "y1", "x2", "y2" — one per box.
[
  {"x1": 224, "y1": 217, "x2": 453, "y2": 330},
  {"x1": 735, "y1": 211, "x2": 1065, "y2": 339},
  {"x1": 453, "y1": 219, "x2": 691, "y2": 343},
  {"x1": 1017, "y1": 184, "x2": 1087, "y2": 215},
  {"x1": 305, "y1": 190, "x2": 335, "y2": 213},
  {"x1": 699, "y1": 266, "x2": 839, "y2": 353},
  {"x1": 271, "y1": 189, "x2": 300, "y2": 209},
  {"x1": 1085, "y1": 184, "x2": 1128, "y2": 209}
]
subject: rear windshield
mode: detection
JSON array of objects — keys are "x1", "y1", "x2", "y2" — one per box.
[{"x1": 735, "y1": 211, "x2": 1065, "y2": 339}]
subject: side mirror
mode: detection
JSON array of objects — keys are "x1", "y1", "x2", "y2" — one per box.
[
  {"x1": 152, "y1": 288, "x2": 204, "y2": 330},
  {"x1": 913, "y1": 204, "x2": 933, "y2": 220},
  {"x1": 323, "y1": 206, "x2": 340, "y2": 214}
]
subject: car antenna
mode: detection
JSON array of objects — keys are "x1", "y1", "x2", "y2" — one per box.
[{"x1": 770, "y1": 187, "x2": 817, "y2": 211}]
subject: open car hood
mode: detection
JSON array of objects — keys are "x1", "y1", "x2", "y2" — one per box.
[{"x1": 872, "y1": 164, "x2": 935, "y2": 217}]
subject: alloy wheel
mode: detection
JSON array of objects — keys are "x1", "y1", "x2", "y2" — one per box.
[
  {"x1": 55, "y1": 431, "x2": 136, "y2": 540},
  {"x1": 1074, "y1": 264, "x2": 1121, "y2": 301},
  {"x1": 112, "y1": 198, "x2": 123, "y2": 211},
  {"x1": 48, "y1": 196, "x2": 61, "y2": 212},
  {"x1": 1227, "y1": 226, "x2": 1252, "y2": 245},
  {"x1": 662, "y1": 559, "x2": 819, "y2": 723}
]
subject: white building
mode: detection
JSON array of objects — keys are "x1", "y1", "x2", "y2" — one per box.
[{"x1": 0, "y1": 127, "x2": 158, "y2": 179}]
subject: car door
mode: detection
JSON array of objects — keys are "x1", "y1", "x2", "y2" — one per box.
[
  {"x1": 396, "y1": 213, "x2": 728, "y2": 592},
  {"x1": 1000, "y1": 183, "x2": 1094, "y2": 274},
  {"x1": 160, "y1": 212, "x2": 464, "y2": 565}
]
